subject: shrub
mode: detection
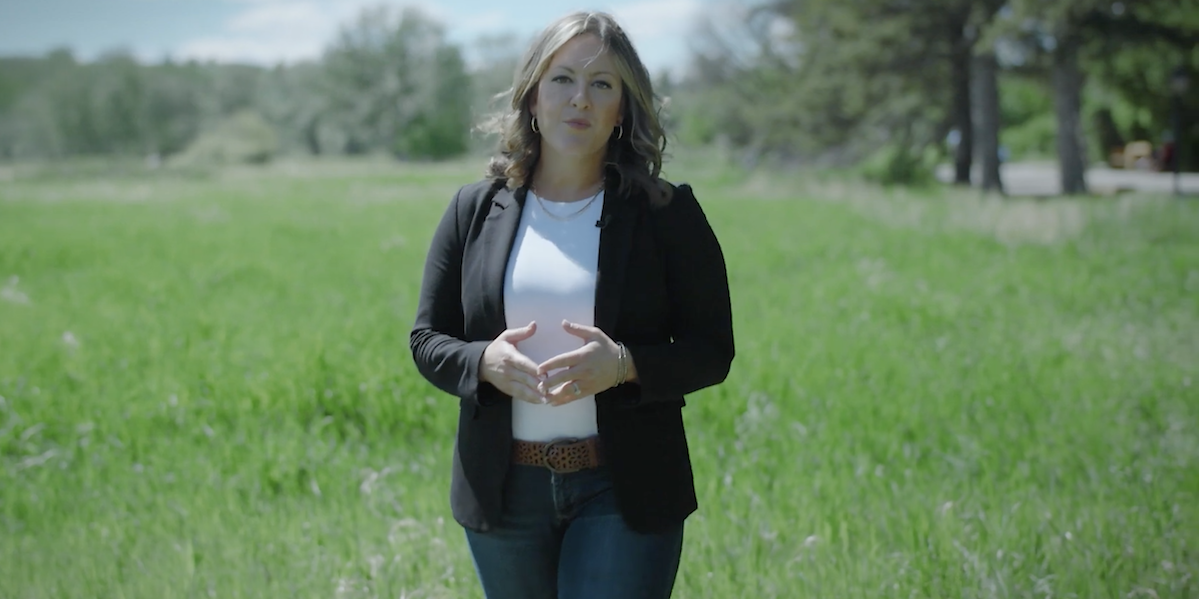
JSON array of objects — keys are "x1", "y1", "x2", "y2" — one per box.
[
  {"x1": 858, "y1": 143, "x2": 938, "y2": 187},
  {"x1": 172, "y1": 110, "x2": 278, "y2": 166}
]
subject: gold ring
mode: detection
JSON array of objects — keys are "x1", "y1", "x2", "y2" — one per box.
[{"x1": 571, "y1": 382, "x2": 581, "y2": 395}]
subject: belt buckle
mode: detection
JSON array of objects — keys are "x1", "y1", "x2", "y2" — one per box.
[{"x1": 542, "y1": 437, "x2": 582, "y2": 474}]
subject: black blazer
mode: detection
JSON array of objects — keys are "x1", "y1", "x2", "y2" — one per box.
[{"x1": 409, "y1": 176, "x2": 734, "y2": 534}]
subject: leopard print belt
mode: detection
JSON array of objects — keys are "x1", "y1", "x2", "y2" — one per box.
[{"x1": 511, "y1": 436, "x2": 605, "y2": 473}]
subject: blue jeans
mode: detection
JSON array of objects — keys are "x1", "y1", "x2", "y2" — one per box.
[{"x1": 464, "y1": 464, "x2": 685, "y2": 599}]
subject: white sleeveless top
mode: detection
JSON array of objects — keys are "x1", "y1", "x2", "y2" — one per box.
[{"x1": 503, "y1": 190, "x2": 605, "y2": 442}]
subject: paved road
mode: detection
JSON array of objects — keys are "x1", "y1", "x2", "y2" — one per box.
[{"x1": 935, "y1": 162, "x2": 1199, "y2": 196}]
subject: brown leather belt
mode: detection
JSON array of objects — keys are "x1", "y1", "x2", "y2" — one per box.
[{"x1": 511, "y1": 436, "x2": 605, "y2": 473}]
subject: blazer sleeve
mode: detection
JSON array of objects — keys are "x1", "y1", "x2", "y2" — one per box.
[
  {"x1": 625, "y1": 184, "x2": 735, "y2": 403},
  {"x1": 409, "y1": 187, "x2": 495, "y2": 406}
]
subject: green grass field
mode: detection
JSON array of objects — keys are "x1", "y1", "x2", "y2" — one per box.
[{"x1": 2, "y1": 157, "x2": 1197, "y2": 598}]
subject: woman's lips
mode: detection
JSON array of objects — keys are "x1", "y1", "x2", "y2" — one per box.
[{"x1": 565, "y1": 119, "x2": 591, "y2": 129}]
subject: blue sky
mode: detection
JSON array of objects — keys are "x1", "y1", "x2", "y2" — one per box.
[{"x1": 0, "y1": 0, "x2": 711, "y2": 75}]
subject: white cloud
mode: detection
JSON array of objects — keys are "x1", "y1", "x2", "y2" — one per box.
[
  {"x1": 324, "y1": 0, "x2": 446, "y2": 24},
  {"x1": 172, "y1": 0, "x2": 698, "y2": 72},
  {"x1": 607, "y1": 0, "x2": 704, "y2": 75},
  {"x1": 175, "y1": 0, "x2": 444, "y2": 65},
  {"x1": 227, "y1": 1, "x2": 326, "y2": 33},
  {"x1": 175, "y1": 1, "x2": 330, "y2": 64},
  {"x1": 609, "y1": 0, "x2": 702, "y2": 42}
]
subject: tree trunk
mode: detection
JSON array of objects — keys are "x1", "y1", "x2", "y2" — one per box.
[
  {"x1": 1093, "y1": 107, "x2": 1123, "y2": 166},
  {"x1": 972, "y1": 50, "x2": 1004, "y2": 194},
  {"x1": 951, "y1": 40, "x2": 974, "y2": 185},
  {"x1": 303, "y1": 115, "x2": 322, "y2": 155},
  {"x1": 1053, "y1": 33, "x2": 1088, "y2": 195}
]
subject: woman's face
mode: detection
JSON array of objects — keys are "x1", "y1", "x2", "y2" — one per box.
[{"x1": 530, "y1": 34, "x2": 624, "y2": 162}]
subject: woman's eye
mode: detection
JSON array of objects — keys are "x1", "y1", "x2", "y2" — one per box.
[
  {"x1": 593, "y1": 80, "x2": 613, "y2": 89},
  {"x1": 552, "y1": 75, "x2": 572, "y2": 84}
]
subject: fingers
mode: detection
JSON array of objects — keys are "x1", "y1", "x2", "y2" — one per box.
[
  {"x1": 507, "y1": 350, "x2": 542, "y2": 379},
  {"x1": 560, "y1": 319, "x2": 600, "y2": 340},
  {"x1": 541, "y1": 365, "x2": 587, "y2": 391},
  {"x1": 501, "y1": 321, "x2": 537, "y2": 342},
  {"x1": 497, "y1": 322, "x2": 541, "y2": 378},
  {"x1": 481, "y1": 322, "x2": 547, "y2": 403},
  {"x1": 508, "y1": 379, "x2": 547, "y2": 405},
  {"x1": 493, "y1": 353, "x2": 543, "y2": 404},
  {"x1": 537, "y1": 348, "x2": 584, "y2": 377},
  {"x1": 489, "y1": 321, "x2": 617, "y2": 406},
  {"x1": 543, "y1": 380, "x2": 587, "y2": 406},
  {"x1": 509, "y1": 365, "x2": 542, "y2": 392}
]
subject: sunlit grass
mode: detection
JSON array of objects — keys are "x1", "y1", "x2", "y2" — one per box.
[{"x1": 1, "y1": 157, "x2": 1197, "y2": 597}]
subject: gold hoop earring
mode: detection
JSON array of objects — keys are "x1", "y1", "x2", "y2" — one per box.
[
  {"x1": 531, "y1": 117, "x2": 540, "y2": 134},
  {"x1": 615, "y1": 125, "x2": 624, "y2": 140}
]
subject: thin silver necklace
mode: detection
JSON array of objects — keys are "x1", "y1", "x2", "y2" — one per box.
[{"x1": 531, "y1": 185, "x2": 604, "y2": 222}]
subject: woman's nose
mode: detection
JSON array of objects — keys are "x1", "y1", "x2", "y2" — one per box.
[{"x1": 570, "y1": 84, "x2": 590, "y2": 109}]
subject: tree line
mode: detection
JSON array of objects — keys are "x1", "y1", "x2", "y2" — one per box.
[
  {"x1": 0, "y1": 6, "x2": 480, "y2": 165},
  {"x1": 676, "y1": 0, "x2": 1198, "y2": 193},
  {"x1": 0, "y1": 2, "x2": 1196, "y2": 195}
]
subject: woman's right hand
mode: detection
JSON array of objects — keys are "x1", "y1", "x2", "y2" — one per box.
[{"x1": 479, "y1": 321, "x2": 545, "y2": 404}]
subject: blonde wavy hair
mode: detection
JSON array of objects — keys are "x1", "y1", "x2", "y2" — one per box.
[{"x1": 481, "y1": 11, "x2": 671, "y2": 205}]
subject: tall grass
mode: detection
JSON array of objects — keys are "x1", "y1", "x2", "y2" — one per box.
[{"x1": 1, "y1": 158, "x2": 1196, "y2": 597}]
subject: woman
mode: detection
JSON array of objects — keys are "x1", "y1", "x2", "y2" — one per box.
[{"x1": 409, "y1": 11, "x2": 734, "y2": 599}]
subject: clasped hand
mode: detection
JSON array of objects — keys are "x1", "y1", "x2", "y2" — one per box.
[{"x1": 480, "y1": 320, "x2": 623, "y2": 406}]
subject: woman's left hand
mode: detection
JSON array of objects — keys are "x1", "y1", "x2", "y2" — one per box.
[{"x1": 537, "y1": 320, "x2": 622, "y2": 406}]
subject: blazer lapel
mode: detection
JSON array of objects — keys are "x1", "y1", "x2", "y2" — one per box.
[
  {"x1": 480, "y1": 184, "x2": 526, "y2": 335},
  {"x1": 594, "y1": 180, "x2": 638, "y2": 335}
]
